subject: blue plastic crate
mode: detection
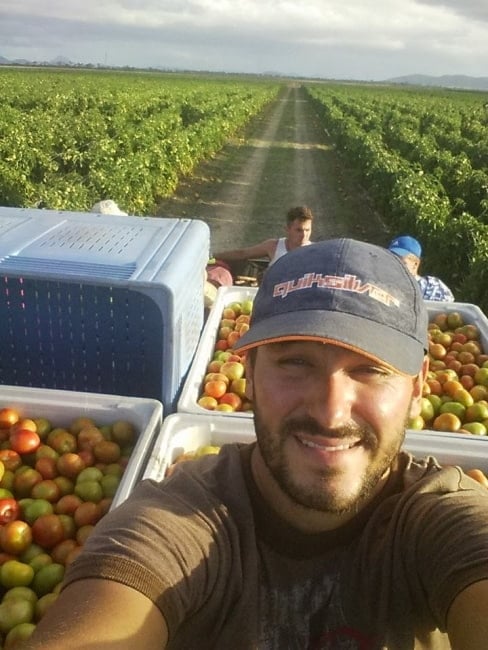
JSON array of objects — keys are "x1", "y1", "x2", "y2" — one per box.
[{"x1": 0, "y1": 207, "x2": 210, "y2": 413}]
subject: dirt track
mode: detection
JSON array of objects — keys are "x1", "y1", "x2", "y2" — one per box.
[{"x1": 156, "y1": 84, "x2": 391, "y2": 254}]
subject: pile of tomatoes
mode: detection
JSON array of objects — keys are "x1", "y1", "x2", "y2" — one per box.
[
  {"x1": 412, "y1": 311, "x2": 488, "y2": 435},
  {"x1": 197, "y1": 300, "x2": 253, "y2": 413},
  {"x1": 0, "y1": 406, "x2": 137, "y2": 647}
]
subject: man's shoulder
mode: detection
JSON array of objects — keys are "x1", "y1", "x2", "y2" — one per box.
[
  {"x1": 399, "y1": 452, "x2": 488, "y2": 501},
  {"x1": 264, "y1": 237, "x2": 281, "y2": 250}
]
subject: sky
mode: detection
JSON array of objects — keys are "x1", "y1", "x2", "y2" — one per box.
[{"x1": 0, "y1": 0, "x2": 487, "y2": 81}]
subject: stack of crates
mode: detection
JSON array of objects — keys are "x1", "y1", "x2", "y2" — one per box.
[{"x1": 0, "y1": 207, "x2": 210, "y2": 414}]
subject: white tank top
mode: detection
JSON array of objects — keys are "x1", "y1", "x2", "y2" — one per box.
[
  {"x1": 269, "y1": 238, "x2": 312, "y2": 266},
  {"x1": 269, "y1": 238, "x2": 288, "y2": 266}
]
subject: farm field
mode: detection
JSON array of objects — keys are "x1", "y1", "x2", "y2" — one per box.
[
  {"x1": 0, "y1": 68, "x2": 280, "y2": 215},
  {"x1": 1, "y1": 67, "x2": 487, "y2": 311},
  {"x1": 305, "y1": 83, "x2": 488, "y2": 310}
]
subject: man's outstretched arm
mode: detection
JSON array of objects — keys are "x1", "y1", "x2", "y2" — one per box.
[
  {"x1": 26, "y1": 578, "x2": 168, "y2": 650},
  {"x1": 214, "y1": 238, "x2": 277, "y2": 262},
  {"x1": 447, "y1": 579, "x2": 488, "y2": 649}
]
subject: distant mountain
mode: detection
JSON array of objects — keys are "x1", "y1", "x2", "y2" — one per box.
[
  {"x1": 386, "y1": 74, "x2": 488, "y2": 91},
  {"x1": 1, "y1": 54, "x2": 487, "y2": 90},
  {"x1": 0, "y1": 54, "x2": 75, "y2": 67}
]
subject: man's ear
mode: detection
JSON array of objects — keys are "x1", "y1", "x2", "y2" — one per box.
[
  {"x1": 409, "y1": 355, "x2": 429, "y2": 417},
  {"x1": 244, "y1": 354, "x2": 254, "y2": 401}
]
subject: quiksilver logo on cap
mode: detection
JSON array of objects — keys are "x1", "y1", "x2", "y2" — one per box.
[{"x1": 273, "y1": 273, "x2": 400, "y2": 307}]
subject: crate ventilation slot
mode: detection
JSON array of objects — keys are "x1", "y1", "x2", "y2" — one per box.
[
  {"x1": 38, "y1": 223, "x2": 151, "y2": 255},
  {"x1": 0, "y1": 257, "x2": 136, "y2": 280},
  {"x1": 0, "y1": 216, "x2": 25, "y2": 236}
]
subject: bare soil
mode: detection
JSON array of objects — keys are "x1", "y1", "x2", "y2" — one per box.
[{"x1": 156, "y1": 83, "x2": 392, "y2": 255}]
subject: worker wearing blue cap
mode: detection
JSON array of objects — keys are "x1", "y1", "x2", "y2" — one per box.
[{"x1": 388, "y1": 235, "x2": 455, "y2": 302}]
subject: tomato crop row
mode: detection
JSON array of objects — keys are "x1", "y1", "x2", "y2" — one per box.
[
  {"x1": 305, "y1": 83, "x2": 488, "y2": 313},
  {"x1": 0, "y1": 68, "x2": 280, "y2": 215}
]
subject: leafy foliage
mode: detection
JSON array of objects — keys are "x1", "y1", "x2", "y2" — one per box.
[
  {"x1": 306, "y1": 82, "x2": 488, "y2": 313},
  {"x1": 0, "y1": 69, "x2": 280, "y2": 215}
]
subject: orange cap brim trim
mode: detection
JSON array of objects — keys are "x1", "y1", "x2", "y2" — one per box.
[{"x1": 234, "y1": 334, "x2": 416, "y2": 377}]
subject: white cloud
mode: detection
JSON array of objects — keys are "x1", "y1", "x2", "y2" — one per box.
[{"x1": 0, "y1": 0, "x2": 486, "y2": 79}]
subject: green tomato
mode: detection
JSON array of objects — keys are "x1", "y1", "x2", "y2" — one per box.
[
  {"x1": 31, "y1": 563, "x2": 65, "y2": 597},
  {"x1": 4, "y1": 621, "x2": 36, "y2": 646},
  {"x1": 76, "y1": 467, "x2": 103, "y2": 483},
  {"x1": 0, "y1": 560, "x2": 35, "y2": 589},
  {"x1": 0, "y1": 598, "x2": 34, "y2": 634}
]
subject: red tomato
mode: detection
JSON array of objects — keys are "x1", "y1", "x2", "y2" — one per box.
[
  {"x1": 31, "y1": 514, "x2": 66, "y2": 549},
  {"x1": 12, "y1": 468, "x2": 43, "y2": 499},
  {"x1": 54, "y1": 494, "x2": 83, "y2": 516},
  {"x1": 204, "y1": 379, "x2": 228, "y2": 399},
  {"x1": 34, "y1": 456, "x2": 58, "y2": 480},
  {"x1": 218, "y1": 392, "x2": 243, "y2": 411},
  {"x1": 0, "y1": 408, "x2": 20, "y2": 429},
  {"x1": 51, "y1": 539, "x2": 79, "y2": 566},
  {"x1": 47, "y1": 431, "x2": 77, "y2": 455},
  {"x1": 0, "y1": 499, "x2": 20, "y2": 525},
  {"x1": 0, "y1": 450, "x2": 22, "y2": 473},
  {"x1": 73, "y1": 501, "x2": 103, "y2": 527},
  {"x1": 56, "y1": 453, "x2": 86, "y2": 479},
  {"x1": 31, "y1": 480, "x2": 62, "y2": 503},
  {"x1": 77, "y1": 449, "x2": 95, "y2": 468},
  {"x1": 93, "y1": 441, "x2": 121, "y2": 464},
  {"x1": 0, "y1": 520, "x2": 33, "y2": 555},
  {"x1": 9, "y1": 429, "x2": 41, "y2": 455},
  {"x1": 77, "y1": 427, "x2": 104, "y2": 451}
]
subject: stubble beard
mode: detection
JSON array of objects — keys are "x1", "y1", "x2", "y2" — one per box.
[{"x1": 252, "y1": 397, "x2": 408, "y2": 515}]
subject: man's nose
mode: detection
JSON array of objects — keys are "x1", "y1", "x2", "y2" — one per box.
[{"x1": 309, "y1": 371, "x2": 355, "y2": 430}]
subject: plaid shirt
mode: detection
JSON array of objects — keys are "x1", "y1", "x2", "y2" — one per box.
[{"x1": 417, "y1": 275, "x2": 455, "y2": 302}]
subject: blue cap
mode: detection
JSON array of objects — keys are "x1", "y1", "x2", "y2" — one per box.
[
  {"x1": 388, "y1": 235, "x2": 422, "y2": 258},
  {"x1": 234, "y1": 238, "x2": 428, "y2": 375}
]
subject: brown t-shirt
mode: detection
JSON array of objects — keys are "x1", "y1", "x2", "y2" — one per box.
[{"x1": 64, "y1": 443, "x2": 488, "y2": 649}]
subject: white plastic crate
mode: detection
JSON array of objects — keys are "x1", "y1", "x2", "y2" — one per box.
[
  {"x1": 405, "y1": 300, "x2": 488, "y2": 439},
  {"x1": 177, "y1": 286, "x2": 257, "y2": 417},
  {"x1": 0, "y1": 207, "x2": 210, "y2": 413},
  {"x1": 139, "y1": 414, "x2": 488, "y2": 487},
  {"x1": 424, "y1": 300, "x2": 488, "y2": 349},
  {"x1": 0, "y1": 384, "x2": 163, "y2": 509},
  {"x1": 404, "y1": 430, "x2": 488, "y2": 472},
  {"x1": 140, "y1": 412, "x2": 256, "y2": 484}
]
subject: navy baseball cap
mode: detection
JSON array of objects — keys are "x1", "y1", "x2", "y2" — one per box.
[
  {"x1": 234, "y1": 238, "x2": 428, "y2": 375},
  {"x1": 388, "y1": 235, "x2": 422, "y2": 258}
]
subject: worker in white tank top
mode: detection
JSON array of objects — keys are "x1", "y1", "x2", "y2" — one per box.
[{"x1": 213, "y1": 206, "x2": 314, "y2": 273}]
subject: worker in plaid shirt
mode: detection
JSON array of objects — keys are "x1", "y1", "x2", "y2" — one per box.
[{"x1": 388, "y1": 235, "x2": 455, "y2": 302}]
